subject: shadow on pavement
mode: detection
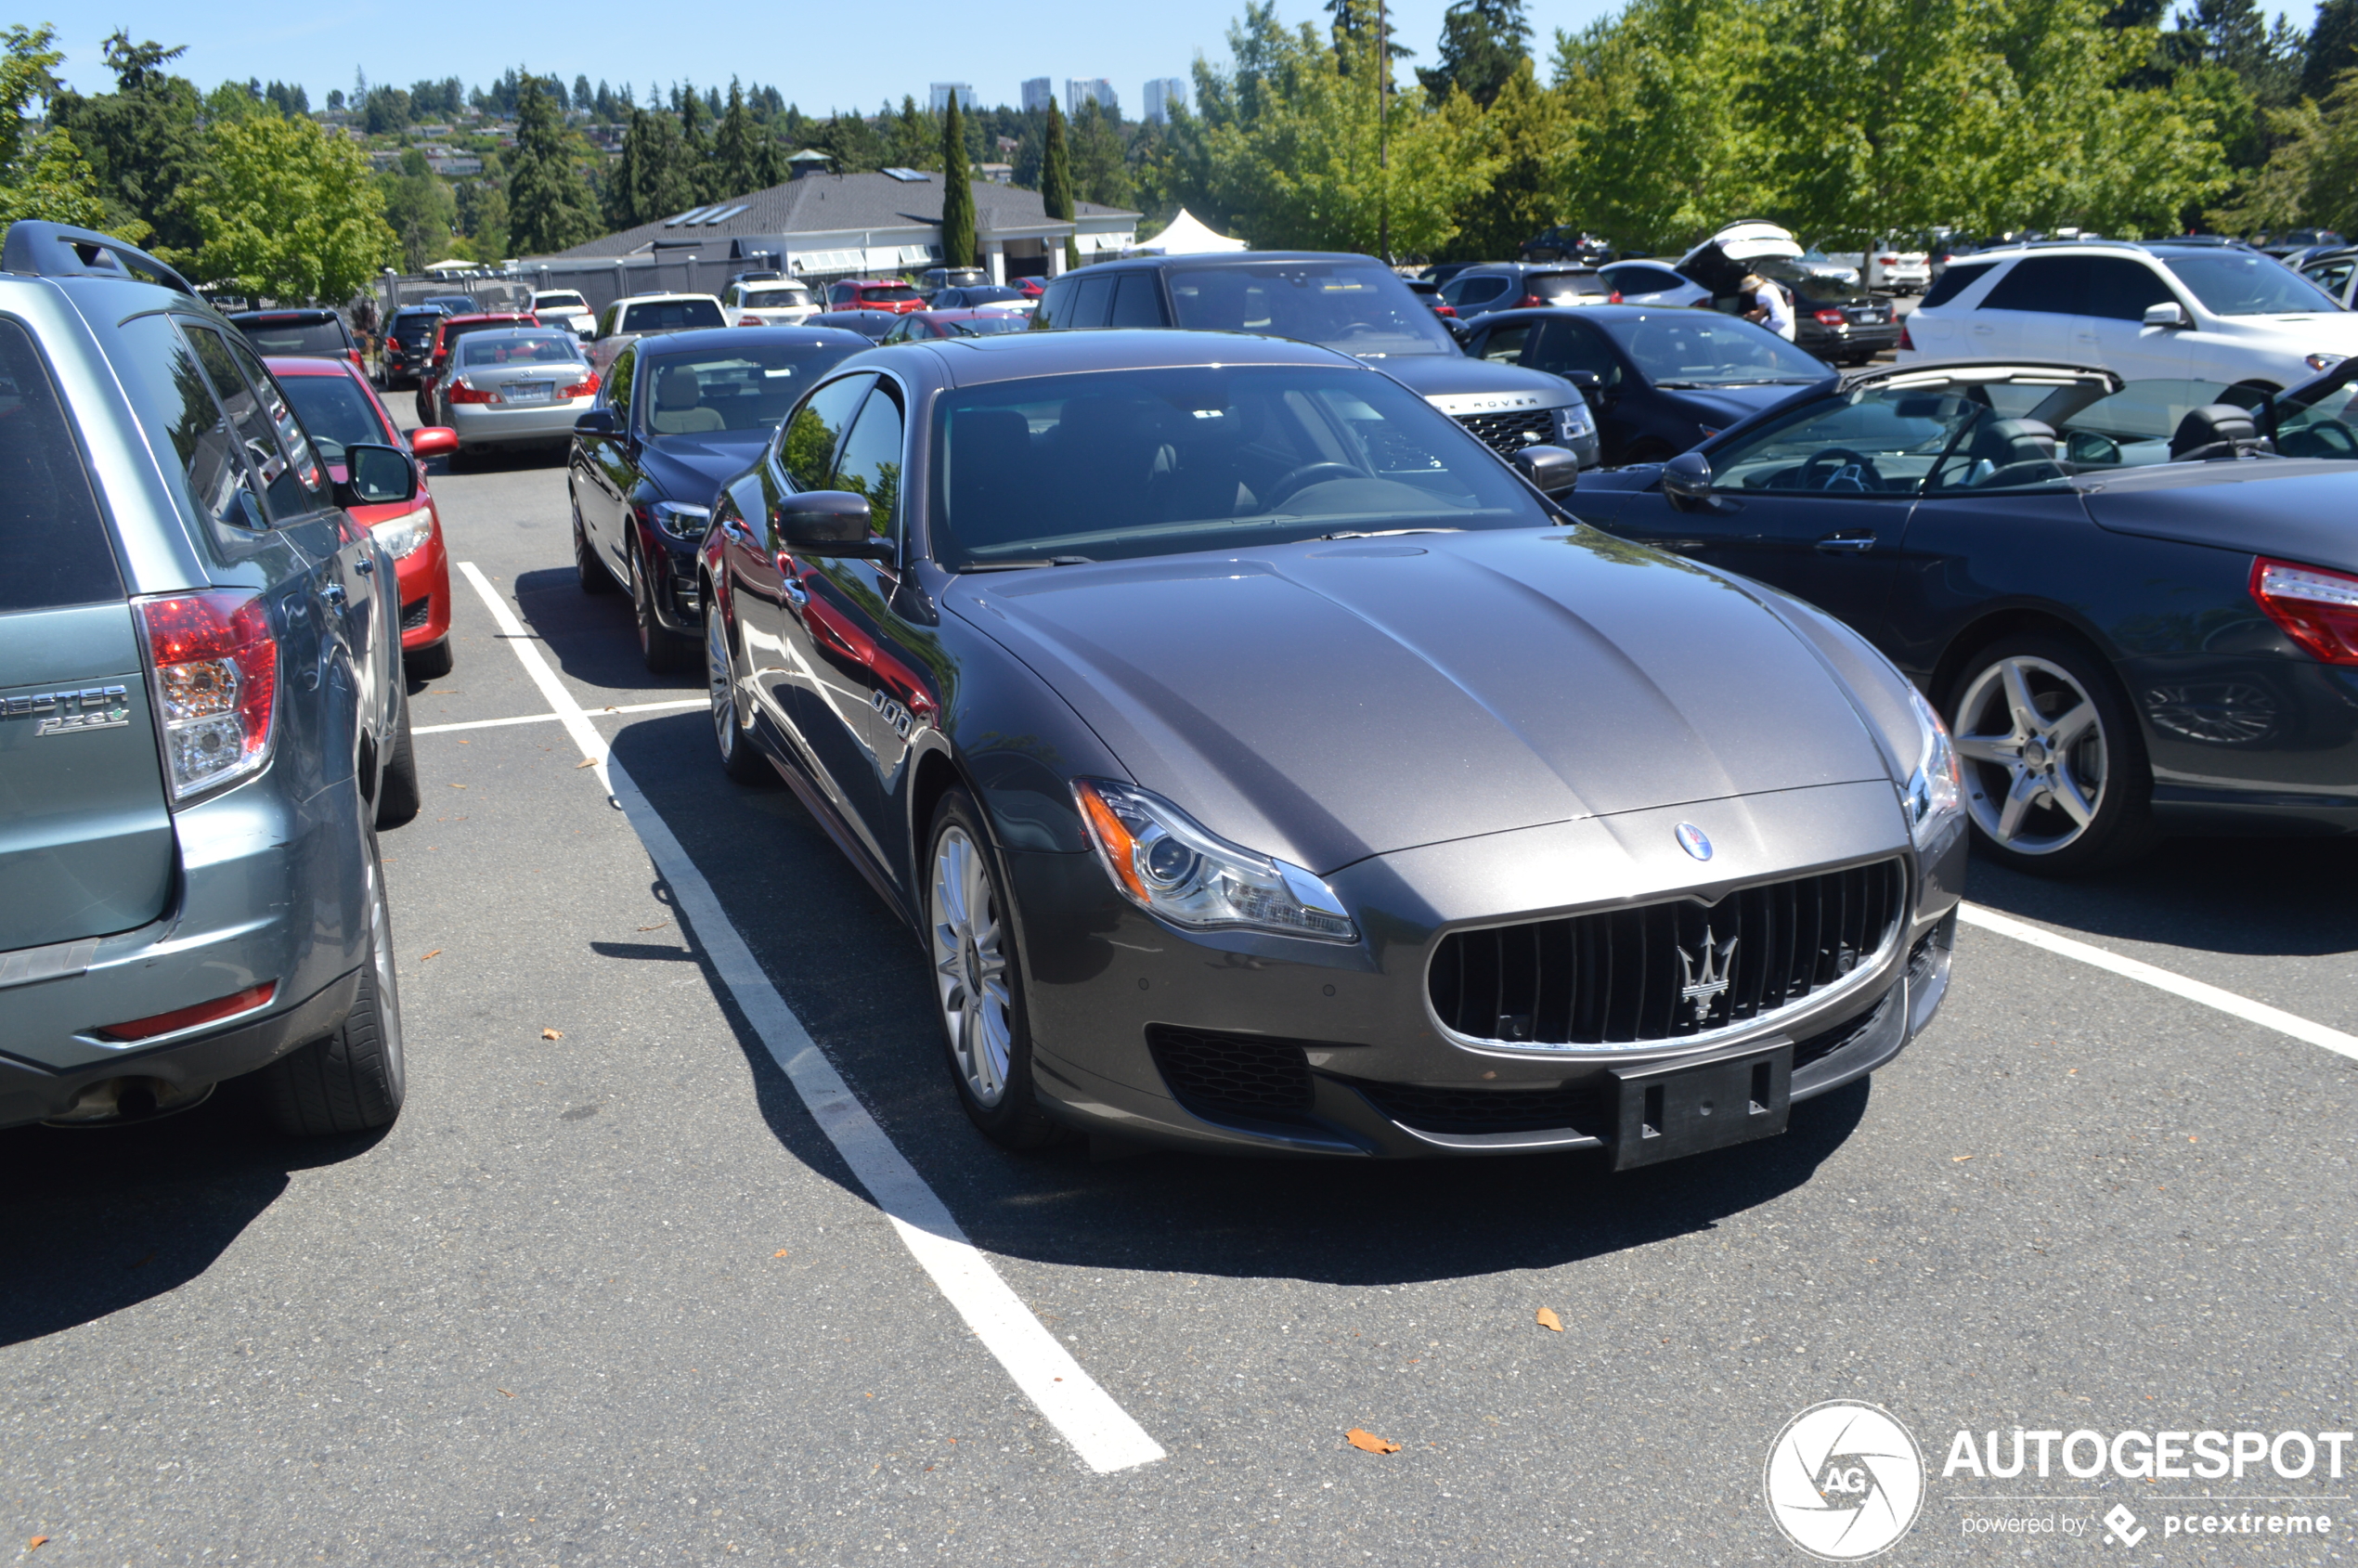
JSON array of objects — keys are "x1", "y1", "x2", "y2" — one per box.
[
  {"x1": 509, "y1": 565, "x2": 702, "y2": 697},
  {"x1": 1964, "y1": 834, "x2": 2358, "y2": 957},
  {"x1": 0, "y1": 1077, "x2": 384, "y2": 1347},
  {"x1": 609, "y1": 714, "x2": 1873, "y2": 1290}
]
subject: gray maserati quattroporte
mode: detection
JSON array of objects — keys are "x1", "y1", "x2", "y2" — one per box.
[{"x1": 694, "y1": 330, "x2": 1964, "y2": 1164}]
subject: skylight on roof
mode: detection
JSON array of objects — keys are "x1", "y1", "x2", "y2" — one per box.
[
  {"x1": 882, "y1": 167, "x2": 931, "y2": 183},
  {"x1": 665, "y1": 206, "x2": 712, "y2": 227},
  {"x1": 702, "y1": 204, "x2": 749, "y2": 225}
]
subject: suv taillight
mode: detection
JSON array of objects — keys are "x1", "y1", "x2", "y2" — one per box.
[
  {"x1": 738, "y1": 314, "x2": 762, "y2": 327},
  {"x1": 559, "y1": 370, "x2": 600, "y2": 399},
  {"x1": 1517, "y1": 292, "x2": 1545, "y2": 309},
  {"x1": 2252, "y1": 556, "x2": 2358, "y2": 665},
  {"x1": 136, "y1": 590, "x2": 279, "y2": 800},
  {"x1": 447, "y1": 378, "x2": 496, "y2": 404}
]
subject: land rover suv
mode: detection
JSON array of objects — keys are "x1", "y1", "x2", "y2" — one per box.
[{"x1": 0, "y1": 223, "x2": 421, "y2": 1138}]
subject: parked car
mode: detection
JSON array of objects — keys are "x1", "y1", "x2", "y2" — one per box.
[
  {"x1": 806, "y1": 310, "x2": 905, "y2": 342},
  {"x1": 1437, "y1": 263, "x2": 1617, "y2": 325},
  {"x1": 828, "y1": 279, "x2": 926, "y2": 315},
  {"x1": 1820, "y1": 240, "x2": 1931, "y2": 293},
  {"x1": 1013, "y1": 276, "x2": 1048, "y2": 300},
  {"x1": 1754, "y1": 259, "x2": 1900, "y2": 365},
  {"x1": 420, "y1": 292, "x2": 477, "y2": 315},
  {"x1": 1789, "y1": 248, "x2": 1862, "y2": 288},
  {"x1": 0, "y1": 221, "x2": 419, "y2": 1136},
  {"x1": 1599, "y1": 260, "x2": 1710, "y2": 307},
  {"x1": 917, "y1": 266, "x2": 990, "y2": 297},
  {"x1": 2258, "y1": 227, "x2": 2345, "y2": 260},
  {"x1": 1458, "y1": 305, "x2": 1835, "y2": 465},
  {"x1": 380, "y1": 305, "x2": 446, "y2": 389},
  {"x1": 568, "y1": 326, "x2": 868, "y2": 669},
  {"x1": 1685, "y1": 220, "x2": 1804, "y2": 273},
  {"x1": 1517, "y1": 227, "x2": 1616, "y2": 266},
  {"x1": 1897, "y1": 240, "x2": 2358, "y2": 389},
  {"x1": 926, "y1": 284, "x2": 1030, "y2": 312},
  {"x1": 726, "y1": 279, "x2": 820, "y2": 326},
  {"x1": 528, "y1": 288, "x2": 596, "y2": 337},
  {"x1": 1032, "y1": 252, "x2": 1603, "y2": 466},
  {"x1": 428, "y1": 329, "x2": 601, "y2": 459},
  {"x1": 1572, "y1": 356, "x2": 2358, "y2": 871},
  {"x1": 413, "y1": 311, "x2": 536, "y2": 425},
  {"x1": 879, "y1": 309, "x2": 1031, "y2": 343},
  {"x1": 1400, "y1": 276, "x2": 1463, "y2": 329},
  {"x1": 2299, "y1": 245, "x2": 2356, "y2": 309},
  {"x1": 587, "y1": 292, "x2": 729, "y2": 375},
  {"x1": 694, "y1": 328, "x2": 1962, "y2": 1160},
  {"x1": 227, "y1": 308, "x2": 363, "y2": 371},
  {"x1": 267, "y1": 355, "x2": 460, "y2": 679}
]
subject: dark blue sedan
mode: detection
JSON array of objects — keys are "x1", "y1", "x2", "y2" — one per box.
[
  {"x1": 1458, "y1": 305, "x2": 1832, "y2": 467},
  {"x1": 567, "y1": 326, "x2": 869, "y2": 669}
]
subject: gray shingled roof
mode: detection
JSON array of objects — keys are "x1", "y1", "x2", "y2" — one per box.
[{"x1": 553, "y1": 172, "x2": 1138, "y2": 259}]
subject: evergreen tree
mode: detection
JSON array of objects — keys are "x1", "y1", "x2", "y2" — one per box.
[
  {"x1": 1041, "y1": 97, "x2": 1077, "y2": 267},
  {"x1": 1418, "y1": 0, "x2": 1532, "y2": 108},
  {"x1": 2307, "y1": 0, "x2": 2358, "y2": 99},
  {"x1": 939, "y1": 95, "x2": 975, "y2": 266},
  {"x1": 46, "y1": 32, "x2": 207, "y2": 250},
  {"x1": 1325, "y1": 0, "x2": 1416, "y2": 71},
  {"x1": 1069, "y1": 100, "x2": 1132, "y2": 208},
  {"x1": 573, "y1": 75, "x2": 593, "y2": 115},
  {"x1": 379, "y1": 148, "x2": 457, "y2": 270},
  {"x1": 678, "y1": 82, "x2": 716, "y2": 200},
  {"x1": 714, "y1": 80, "x2": 771, "y2": 195},
  {"x1": 506, "y1": 73, "x2": 599, "y2": 253},
  {"x1": 607, "y1": 107, "x2": 693, "y2": 227}
]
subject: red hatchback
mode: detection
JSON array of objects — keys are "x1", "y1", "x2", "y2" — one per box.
[
  {"x1": 269, "y1": 356, "x2": 462, "y2": 680},
  {"x1": 825, "y1": 279, "x2": 926, "y2": 314}
]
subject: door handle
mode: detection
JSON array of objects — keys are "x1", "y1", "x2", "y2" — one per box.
[
  {"x1": 781, "y1": 578, "x2": 809, "y2": 610},
  {"x1": 1816, "y1": 533, "x2": 1877, "y2": 553},
  {"x1": 1971, "y1": 323, "x2": 1994, "y2": 336},
  {"x1": 320, "y1": 580, "x2": 348, "y2": 607}
]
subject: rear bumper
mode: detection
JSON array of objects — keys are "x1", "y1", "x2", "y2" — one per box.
[{"x1": 447, "y1": 398, "x2": 593, "y2": 446}]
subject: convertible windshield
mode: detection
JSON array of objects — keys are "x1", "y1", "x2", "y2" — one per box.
[
  {"x1": 1165, "y1": 261, "x2": 1460, "y2": 357},
  {"x1": 2157, "y1": 252, "x2": 2339, "y2": 316},
  {"x1": 927, "y1": 366, "x2": 1548, "y2": 567},
  {"x1": 641, "y1": 342, "x2": 860, "y2": 435},
  {"x1": 1597, "y1": 312, "x2": 1829, "y2": 386}
]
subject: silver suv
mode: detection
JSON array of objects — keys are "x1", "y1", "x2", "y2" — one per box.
[{"x1": 0, "y1": 223, "x2": 420, "y2": 1136}]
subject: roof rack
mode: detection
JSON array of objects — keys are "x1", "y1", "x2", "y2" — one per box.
[{"x1": 1, "y1": 221, "x2": 197, "y2": 297}]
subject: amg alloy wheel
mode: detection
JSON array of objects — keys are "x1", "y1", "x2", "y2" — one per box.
[
  {"x1": 1947, "y1": 634, "x2": 2153, "y2": 874},
  {"x1": 926, "y1": 789, "x2": 1060, "y2": 1148}
]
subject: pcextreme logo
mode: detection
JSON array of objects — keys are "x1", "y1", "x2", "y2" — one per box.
[{"x1": 1764, "y1": 1401, "x2": 1927, "y2": 1561}]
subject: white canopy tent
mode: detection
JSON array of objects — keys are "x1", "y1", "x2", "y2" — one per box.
[{"x1": 1126, "y1": 209, "x2": 1247, "y2": 256}]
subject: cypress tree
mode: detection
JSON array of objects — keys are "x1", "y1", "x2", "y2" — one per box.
[
  {"x1": 1041, "y1": 98, "x2": 1077, "y2": 268},
  {"x1": 939, "y1": 94, "x2": 976, "y2": 267}
]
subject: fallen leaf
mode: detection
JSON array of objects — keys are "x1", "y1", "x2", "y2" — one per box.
[
  {"x1": 499, "y1": 1388, "x2": 514, "y2": 1398},
  {"x1": 541, "y1": 1028, "x2": 564, "y2": 1041},
  {"x1": 1535, "y1": 1308, "x2": 1563, "y2": 1333},
  {"x1": 2188, "y1": 1134, "x2": 2198, "y2": 1143},
  {"x1": 1951, "y1": 1154, "x2": 1975, "y2": 1162},
  {"x1": 1346, "y1": 1429, "x2": 1402, "y2": 1455},
  {"x1": 457, "y1": 738, "x2": 470, "y2": 745},
  {"x1": 639, "y1": 920, "x2": 669, "y2": 932},
  {"x1": 448, "y1": 783, "x2": 466, "y2": 789},
  {"x1": 419, "y1": 950, "x2": 443, "y2": 963},
  {"x1": 575, "y1": 758, "x2": 598, "y2": 769},
  {"x1": 28, "y1": 1536, "x2": 47, "y2": 1550},
  {"x1": 772, "y1": 1250, "x2": 789, "y2": 1258}
]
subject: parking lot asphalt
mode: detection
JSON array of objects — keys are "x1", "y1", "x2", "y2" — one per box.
[{"x1": 3, "y1": 421, "x2": 2354, "y2": 1567}]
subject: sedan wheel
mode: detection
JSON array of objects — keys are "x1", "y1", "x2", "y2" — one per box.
[
  {"x1": 631, "y1": 545, "x2": 693, "y2": 673},
  {"x1": 574, "y1": 499, "x2": 615, "y2": 594},
  {"x1": 706, "y1": 595, "x2": 771, "y2": 784},
  {"x1": 926, "y1": 788, "x2": 1062, "y2": 1148},
  {"x1": 1947, "y1": 634, "x2": 2154, "y2": 875}
]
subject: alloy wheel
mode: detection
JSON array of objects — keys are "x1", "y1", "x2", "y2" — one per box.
[
  {"x1": 1952, "y1": 654, "x2": 2108, "y2": 856},
  {"x1": 930, "y1": 824, "x2": 1012, "y2": 1108}
]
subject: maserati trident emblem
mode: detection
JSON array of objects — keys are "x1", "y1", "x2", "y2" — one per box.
[
  {"x1": 1675, "y1": 822, "x2": 1713, "y2": 861},
  {"x1": 1677, "y1": 927, "x2": 1738, "y2": 1025}
]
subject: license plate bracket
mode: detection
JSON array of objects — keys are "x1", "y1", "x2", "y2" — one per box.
[
  {"x1": 1609, "y1": 1043, "x2": 1792, "y2": 1171},
  {"x1": 506, "y1": 382, "x2": 552, "y2": 405}
]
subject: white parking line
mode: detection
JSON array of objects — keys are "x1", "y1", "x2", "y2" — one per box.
[
  {"x1": 453, "y1": 562, "x2": 1167, "y2": 1475},
  {"x1": 1958, "y1": 902, "x2": 2358, "y2": 1064},
  {"x1": 415, "y1": 700, "x2": 705, "y2": 737}
]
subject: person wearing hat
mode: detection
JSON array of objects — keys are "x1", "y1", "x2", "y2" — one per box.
[{"x1": 1741, "y1": 273, "x2": 1795, "y2": 342}]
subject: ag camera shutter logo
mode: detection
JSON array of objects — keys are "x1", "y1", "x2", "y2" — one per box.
[{"x1": 1764, "y1": 1401, "x2": 1926, "y2": 1560}]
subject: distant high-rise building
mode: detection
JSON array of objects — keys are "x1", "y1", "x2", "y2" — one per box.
[
  {"x1": 929, "y1": 83, "x2": 975, "y2": 114},
  {"x1": 1021, "y1": 77, "x2": 1055, "y2": 114},
  {"x1": 1066, "y1": 78, "x2": 1118, "y2": 119},
  {"x1": 1143, "y1": 77, "x2": 1187, "y2": 123}
]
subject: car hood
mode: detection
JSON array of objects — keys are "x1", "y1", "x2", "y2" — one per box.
[
  {"x1": 2081, "y1": 460, "x2": 2358, "y2": 570},
  {"x1": 1366, "y1": 352, "x2": 1579, "y2": 411},
  {"x1": 641, "y1": 433, "x2": 768, "y2": 505},
  {"x1": 948, "y1": 529, "x2": 1894, "y2": 875},
  {"x1": 1652, "y1": 383, "x2": 1813, "y2": 429}
]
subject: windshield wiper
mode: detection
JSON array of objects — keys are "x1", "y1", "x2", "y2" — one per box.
[
  {"x1": 1317, "y1": 527, "x2": 1465, "y2": 540},
  {"x1": 959, "y1": 555, "x2": 1095, "y2": 572}
]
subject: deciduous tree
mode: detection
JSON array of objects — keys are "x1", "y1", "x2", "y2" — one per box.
[{"x1": 175, "y1": 110, "x2": 394, "y2": 301}]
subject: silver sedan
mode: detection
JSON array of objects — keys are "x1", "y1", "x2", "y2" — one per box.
[{"x1": 440, "y1": 330, "x2": 601, "y2": 451}]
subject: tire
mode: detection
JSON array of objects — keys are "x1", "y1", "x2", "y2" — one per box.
[
  {"x1": 405, "y1": 636, "x2": 454, "y2": 680},
  {"x1": 926, "y1": 788, "x2": 1063, "y2": 1150},
  {"x1": 632, "y1": 543, "x2": 693, "y2": 673},
  {"x1": 261, "y1": 831, "x2": 407, "y2": 1136},
  {"x1": 575, "y1": 499, "x2": 616, "y2": 594},
  {"x1": 1943, "y1": 631, "x2": 2156, "y2": 875},
  {"x1": 706, "y1": 588, "x2": 772, "y2": 784},
  {"x1": 375, "y1": 695, "x2": 421, "y2": 830}
]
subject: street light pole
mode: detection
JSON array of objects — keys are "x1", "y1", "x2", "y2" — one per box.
[{"x1": 1377, "y1": 0, "x2": 1390, "y2": 264}]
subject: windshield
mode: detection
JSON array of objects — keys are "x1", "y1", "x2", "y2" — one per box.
[
  {"x1": 1165, "y1": 261, "x2": 1460, "y2": 357},
  {"x1": 276, "y1": 373, "x2": 382, "y2": 464},
  {"x1": 534, "y1": 293, "x2": 586, "y2": 311},
  {"x1": 2157, "y1": 252, "x2": 2339, "y2": 315},
  {"x1": 461, "y1": 332, "x2": 584, "y2": 367},
  {"x1": 1529, "y1": 271, "x2": 1608, "y2": 302},
  {"x1": 1600, "y1": 312, "x2": 1829, "y2": 386},
  {"x1": 641, "y1": 343, "x2": 862, "y2": 436},
  {"x1": 621, "y1": 298, "x2": 726, "y2": 332},
  {"x1": 745, "y1": 289, "x2": 809, "y2": 308},
  {"x1": 926, "y1": 365, "x2": 1546, "y2": 568}
]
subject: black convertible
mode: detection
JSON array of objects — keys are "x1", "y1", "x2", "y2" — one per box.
[{"x1": 1574, "y1": 358, "x2": 2358, "y2": 874}]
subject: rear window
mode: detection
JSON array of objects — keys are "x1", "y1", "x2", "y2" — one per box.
[
  {"x1": 1531, "y1": 271, "x2": 1608, "y2": 302},
  {"x1": 859, "y1": 286, "x2": 923, "y2": 305},
  {"x1": 233, "y1": 317, "x2": 347, "y2": 356},
  {"x1": 745, "y1": 289, "x2": 809, "y2": 308},
  {"x1": 0, "y1": 317, "x2": 122, "y2": 613},
  {"x1": 621, "y1": 299, "x2": 726, "y2": 332},
  {"x1": 1919, "y1": 261, "x2": 1995, "y2": 309},
  {"x1": 392, "y1": 311, "x2": 442, "y2": 343},
  {"x1": 533, "y1": 293, "x2": 587, "y2": 311},
  {"x1": 1167, "y1": 260, "x2": 1460, "y2": 357},
  {"x1": 461, "y1": 332, "x2": 583, "y2": 367}
]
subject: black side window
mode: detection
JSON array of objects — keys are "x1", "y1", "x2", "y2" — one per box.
[
  {"x1": 1920, "y1": 261, "x2": 1994, "y2": 309},
  {"x1": 779, "y1": 373, "x2": 875, "y2": 492},
  {"x1": 1527, "y1": 319, "x2": 1620, "y2": 381},
  {"x1": 1979, "y1": 256, "x2": 2090, "y2": 317},
  {"x1": 109, "y1": 313, "x2": 261, "y2": 536},
  {"x1": 2083, "y1": 257, "x2": 2181, "y2": 321},
  {"x1": 829, "y1": 386, "x2": 905, "y2": 541},
  {"x1": 1477, "y1": 324, "x2": 1529, "y2": 364},
  {"x1": 0, "y1": 317, "x2": 123, "y2": 613},
  {"x1": 1626, "y1": 266, "x2": 1686, "y2": 293},
  {"x1": 604, "y1": 347, "x2": 635, "y2": 421},
  {"x1": 183, "y1": 323, "x2": 306, "y2": 521},
  {"x1": 227, "y1": 337, "x2": 327, "y2": 505},
  {"x1": 1108, "y1": 272, "x2": 1167, "y2": 328},
  {"x1": 1068, "y1": 273, "x2": 1115, "y2": 329},
  {"x1": 1036, "y1": 278, "x2": 1079, "y2": 329}
]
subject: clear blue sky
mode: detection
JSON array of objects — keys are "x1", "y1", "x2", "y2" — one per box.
[{"x1": 42, "y1": 0, "x2": 2323, "y2": 111}]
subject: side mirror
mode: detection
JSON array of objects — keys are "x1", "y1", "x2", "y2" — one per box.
[
  {"x1": 408, "y1": 425, "x2": 458, "y2": 459},
  {"x1": 1510, "y1": 443, "x2": 1580, "y2": 497},
  {"x1": 1564, "y1": 369, "x2": 1606, "y2": 404},
  {"x1": 337, "y1": 443, "x2": 419, "y2": 507},
  {"x1": 1661, "y1": 450, "x2": 1716, "y2": 512},
  {"x1": 772, "y1": 491, "x2": 893, "y2": 560},
  {"x1": 2143, "y1": 301, "x2": 2188, "y2": 329},
  {"x1": 573, "y1": 408, "x2": 619, "y2": 438}
]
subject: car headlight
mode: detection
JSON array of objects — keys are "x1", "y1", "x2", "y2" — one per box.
[
  {"x1": 1551, "y1": 403, "x2": 1593, "y2": 443},
  {"x1": 647, "y1": 501, "x2": 710, "y2": 541},
  {"x1": 368, "y1": 505, "x2": 434, "y2": 561},
  {"x1": 1903, "y1": 686, "x2": 1963, "y2": 849},
  {"x1": 1072, "y1": 778, "x2": 1356, "y2": 941},
  {"x1": 2305, "y1": 353, "x2": 2348, "y2": 373}
]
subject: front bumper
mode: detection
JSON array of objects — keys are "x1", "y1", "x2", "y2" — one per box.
[
  {"x1": 395, "y1": 515, "x2": 452, "y2": 654},
  {"x1": 641, "y1": 529, "x2": 706, "y2": 632},
  {"x1": 447, "y1": 396, "x2": 595, "y2": 447},
  {"x1": 1014, "y1": 783, "x2": 1964, "y2": 1160}
]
